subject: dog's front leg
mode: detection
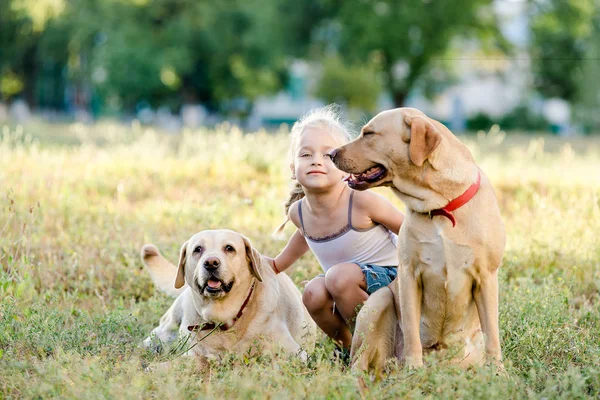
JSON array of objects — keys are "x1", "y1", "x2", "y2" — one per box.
[
  {"x1": 271, "y1": 323, "x2": 307, "y2": 361},
  {"x1": 398, "y1": 262, "x2": 423, "y2": 368},
  {"x1": 143, "y1": 297, "x2": 184, "y2": 352},
  {"x1": 473, "y1": 269, "x2": 503, "y2": 367}
]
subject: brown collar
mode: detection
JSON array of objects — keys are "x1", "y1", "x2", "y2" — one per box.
[
  {"x1": 426, "y1": 171, "x2": 481, "y2": 227},
  {"x1": 187, "y1": 280, "x2": 257, "y2": 333}
]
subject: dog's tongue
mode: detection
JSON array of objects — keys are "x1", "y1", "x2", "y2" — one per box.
[{"x1": 207, "y1": 279, "x2": 222, "y2": 289}]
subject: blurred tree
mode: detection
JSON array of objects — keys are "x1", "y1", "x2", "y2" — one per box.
[
  {"x1": 326, "y1": 0, "x2": 506, "y2": 107},
  {"x1": 2, "y1": 0, "x2": 329, "y2": 114},
  {"x1": 64, "y1": 0, "x2": 321, "y2": 113},
  {"x1": 575, "y1": 16, "x2": 600, "y2": 132},
  {"x1": 316, "y1": 54, "x2": 382, "y2": 111},
  {"x1": 530, "y1": 0, "x2": 596, "y2": 102},
  {"x1": 1, "y1": 0, "x2": 510, "y2": 115},
  {"x1": 0, "y1": 0, "x2": 70, "y2": 106},
  {"x1": 0, "y1": 1, "x2": 38, "y2": 103}
]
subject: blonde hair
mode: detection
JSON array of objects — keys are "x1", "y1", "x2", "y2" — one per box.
[{"x1": 274, "y1": 104, "x2": 353, "y2": 235}]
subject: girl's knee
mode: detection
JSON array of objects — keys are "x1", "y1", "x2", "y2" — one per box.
[
  {"x1": 302, "y1": 279, "x2": 329, "y2": 313},
  {"x1": 325, "y1": 263, "x2": 363, "y2": 296}
]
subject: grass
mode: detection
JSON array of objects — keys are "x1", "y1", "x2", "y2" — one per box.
[{"x1": 0, "y1": 120, "x2": 599, "y2": 399}]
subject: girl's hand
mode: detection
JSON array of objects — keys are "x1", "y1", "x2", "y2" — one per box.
[
  {"x1": 268, "y1": 230, "x2": 309, "y2": 275},
  {"x1": 264, "y1": 257, "x2": 280, "y2": 274}
]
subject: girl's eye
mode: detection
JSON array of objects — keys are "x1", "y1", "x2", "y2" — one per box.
[
  {"x1": 324, "y1": 153, "x2": 333, "y2": 160},
  {"x1": 193, "y1": 246, "x2": 203, "y2": 255},
  {"x1": 301, "y1": 153, "x2": 311, "y2": 158},
  {"x1": 224, "y1": 244, "x2": 235, "y2": 253}
]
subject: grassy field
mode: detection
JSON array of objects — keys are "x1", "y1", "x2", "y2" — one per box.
[{"x1": 1, "y1": 120, "x2": 599, "y2": 399}]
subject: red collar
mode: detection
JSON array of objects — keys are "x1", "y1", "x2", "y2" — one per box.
[
  {"x1": 428, "y1": 171, "x2": 481, "y2": 227},
  {"x1": 187, "y1": 280, "x2": 257, "y2": 333}
]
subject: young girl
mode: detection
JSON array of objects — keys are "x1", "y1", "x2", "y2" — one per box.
[{"x1": 267, "y1": 105, "x2": 404, "y2": 350}]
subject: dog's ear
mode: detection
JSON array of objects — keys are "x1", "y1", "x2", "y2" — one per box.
[
  {"x1": 404, "y1": 116, "x2": 441, "y2": 167},
  {"x1": 175, "y1": 241, "x2": 188, "y2": 289},
  {"x1": 242, "y1": 236, "x2": 263, "y2": 282}
]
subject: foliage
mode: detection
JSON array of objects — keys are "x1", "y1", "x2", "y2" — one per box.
[
  {"x1": 315, "y1": 55, "x2": 383, "y2": 112},
  {"x1": 67, "y1": 0, "x2": 296, "y2": 111},
  {"x1": 1, "y1": 0, "x2": 321, "y2": 112},
  {"x1": 329, "y1": 0, "x2": 508, "y2": 106},
  {"x1": 0, "y1": 0, "x2": 40, "y2": 101},
  {"x1": 467, "y1": 105, "x2": 549, "y2": 132},
  {"x1": 529, "y1": 0, "x2": 598, "y2": 101},
  {"x1": 0, "y1": 0, "x2": 512, "y2": 112},
  {"x1": 575, "y1": 17, "x2": 600, "y2": 132}
]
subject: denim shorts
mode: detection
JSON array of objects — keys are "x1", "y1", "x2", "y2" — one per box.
[{"x1": 317, "y1": 263, "x2": 397, "y2": 295}]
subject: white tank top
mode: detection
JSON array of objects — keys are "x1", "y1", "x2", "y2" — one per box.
[{"x1": 298, "y1": 191, "x2": 399, "y2": 272}]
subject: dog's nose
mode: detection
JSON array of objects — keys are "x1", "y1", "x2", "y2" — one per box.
[
  {"x1": 203, "y1": 256, "x2": 220, "y2": 270},
  {"x1": 329, "y1": 149, "x2": 338, "y2": 163}
]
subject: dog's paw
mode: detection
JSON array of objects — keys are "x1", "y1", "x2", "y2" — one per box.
[
  {"x1": 143, "y1": 361, "x2": 172, "y2": 373},
  {"x1": 297, "y1": 349, "x2": 309, "y2": 363},
  {"x1": 486, "y1": 357, "x2": 508, "y2": 378},
  {"x1": 142, "y1": 336, "x2": 164, "y2": 354},
  {"x1": 404, "y1": 355, "x2": 424, "y2": 369}
]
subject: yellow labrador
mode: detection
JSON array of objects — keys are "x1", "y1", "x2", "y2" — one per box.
[
  {"x1": 141, "y1": 230, "x2": 316, "y2": 360},
  {"x1": 331, "y1": 108, "x2": 505, "y2": 373}
]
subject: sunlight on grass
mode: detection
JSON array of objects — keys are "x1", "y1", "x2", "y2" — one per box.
[{"x1": 0, "y1": 121, "x2": 599, "y2": 398}]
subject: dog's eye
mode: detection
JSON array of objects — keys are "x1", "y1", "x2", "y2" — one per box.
[
  {"x1": 193, "y1": 246, "x2": 203, "y2": 255},
  {"x1": 224, "y1": 244, "x2": 235, "y2": 253}
]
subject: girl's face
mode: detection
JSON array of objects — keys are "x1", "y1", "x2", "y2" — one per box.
[{"x1": 292, "y1": 126, "x2": 347, "y2": 192}]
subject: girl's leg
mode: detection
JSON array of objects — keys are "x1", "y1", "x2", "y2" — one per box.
[
  {"x1": 324, "y1": 263, "x2": 368, "y2": 323},
  {"x1": 302, "y1": 277, "x2": 352, "y2": 348}
]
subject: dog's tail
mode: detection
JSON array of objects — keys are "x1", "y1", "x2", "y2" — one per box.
[{"x1": 140, "y1": 244, "x2": 187, "y2": 297}]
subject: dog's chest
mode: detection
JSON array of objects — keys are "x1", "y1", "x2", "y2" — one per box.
[
  {"x1": 402, "y1": 224, "x2": 477, "y2": 344},
  {"x1": 187, "y1": 321, "x2": 265, "y2": 358},
  {"x1": 403, "y1": 221, "x2": 475, "y2": 280},
  {"x1": 187, "y1": 300, "x2": 275, "y2": 357}
]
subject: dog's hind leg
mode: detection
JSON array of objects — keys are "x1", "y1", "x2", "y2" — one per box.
[{"x1": 351, "y1": 286, "x2": 397, "y2": 377}]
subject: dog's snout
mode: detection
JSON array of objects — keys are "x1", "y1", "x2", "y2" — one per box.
[
  {"x1": 203, "y1": 256, "x2": 221, "y2": 270},
  {"x1": 329, "y1": 149, "x2": 339, "y2": 164}
]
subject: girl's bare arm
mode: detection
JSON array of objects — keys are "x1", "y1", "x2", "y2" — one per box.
[
  {"x1": 356, "y1": 190, "x2": 405, "y2": 234},
  {"x1": 266, "y1": 229, "x2": 309, "y2": 273}
]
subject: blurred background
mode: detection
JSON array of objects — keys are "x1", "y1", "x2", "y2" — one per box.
[
  {"x1": 1, "y1": 0, "x2": 599, "y2": 134},
  {"x1": 1, "y1": 3, "x2": 600, "y2": 396}
]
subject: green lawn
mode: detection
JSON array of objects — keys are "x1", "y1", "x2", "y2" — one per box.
[{"x1": 1, "y1": 121, "x2": 599, "y2": 398}]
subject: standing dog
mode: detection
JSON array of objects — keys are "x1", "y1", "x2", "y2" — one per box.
[
  {"x1": 331, "y1": 108, "x2": 505, "y2": 373},
  {"x1": 141, "y1": 230, "x2": 316, "y2": 360}
]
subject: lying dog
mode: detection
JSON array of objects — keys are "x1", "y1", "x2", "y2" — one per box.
[
  {"x1": 331, "y1": 108, "x2": 506, "y2": 373},
  {"x1": 141, "y1": 229, "x2": 316, "y2": 360}
]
